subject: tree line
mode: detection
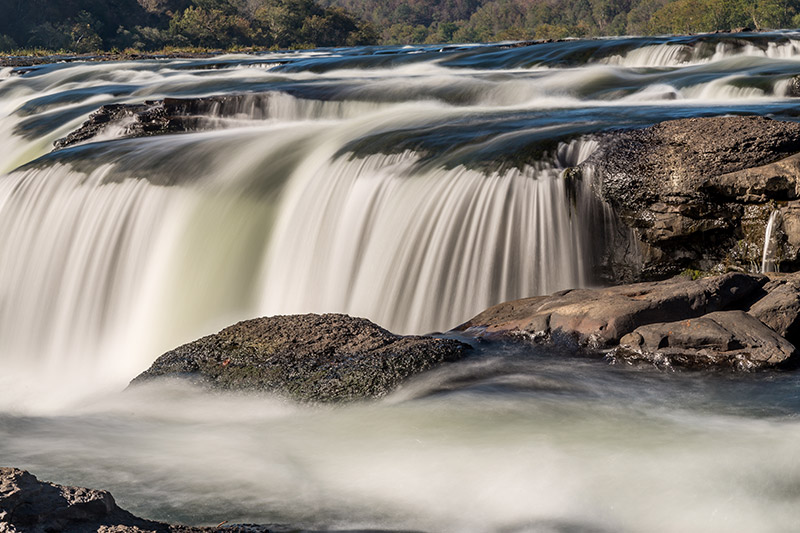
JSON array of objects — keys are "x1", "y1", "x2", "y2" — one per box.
[
  {"x1": 332, "y1": 0, "x2": 800, "y2": 44},
  {"x1": 1, "y1": 0, "x2": 800, "y2": 53},
  {"x1": 0, "y1": 0, "x2": 376, "y2": 52}
]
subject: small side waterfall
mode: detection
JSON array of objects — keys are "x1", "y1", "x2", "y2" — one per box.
[{"x1": 761, "y1": 209, "x2": 782, "y2": 273}]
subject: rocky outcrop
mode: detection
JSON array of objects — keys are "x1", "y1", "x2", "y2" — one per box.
[
  {"x1": 613, "y1": 311, "x2": 796, "y2": 370},
  {"x1": 0, "y1": 467, "x2": 177, "y2": 532},
  {"x1": 0, "y1": 467, "x2": 386, "y2": 532},
  {"x1": 454, "y1": 271, "x2": 800, "y2": 370},
  {"x1": 131, "y1": 314, "x2": 469, "y2": 402},
  {"x1": 53, "y1": 94, "x2": 273, "y2": 149},
  {"x1": 579, "y1": 115, "x2": 800, "y2": 281}
]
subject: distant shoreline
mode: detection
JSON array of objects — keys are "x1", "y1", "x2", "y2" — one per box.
[{"x1": 0, "y1": 50, "x2": 235, "y2": 68}]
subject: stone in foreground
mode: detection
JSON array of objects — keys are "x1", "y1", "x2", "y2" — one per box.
[
  {"x1": 455, "y1": 272, "x2": 800, "y2": 371},
  {"x1": 613, "y1": 311, "x2": 796, "y2": 370},
  {"x1": 748, "y1": 273, "x2": 800, "y2": 346},
  {"x1": 455, "y1": 272, "x2": 765, "y2": 346},
  {"x1": 131, "y1": 314, "x2": 469, "y2": 402},
  {"x1": 0, "y1": 467, "x2": 167, "y2": 532},
  {"x1": 0, "y1": 467, "x2": 400, "y2": 532}
]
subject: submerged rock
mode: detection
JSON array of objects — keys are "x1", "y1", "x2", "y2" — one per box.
[
  {"x1": 53, "y1": 94, "x2": 273, "y2": 149},
  {"x1": 131, "y1": 314, "x2": 469, "y2": 402},
  {"x1": 580, "y1": 115, "x2": 800, "y2": 279},
  {"x1": 455, "y1": 272, "x2": 800, "y2": 370}
]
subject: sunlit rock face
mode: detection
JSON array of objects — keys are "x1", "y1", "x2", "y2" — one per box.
[{"x1": 579, "y1": 116, "x2": 800, "y2": 279}]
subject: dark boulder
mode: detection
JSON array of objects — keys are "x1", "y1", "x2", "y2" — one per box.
[
  {"x1": 131, "y1": 313, "x2": 469, "y2": 402},
  {"x1": 0, "y1": 467, "x2": 393, "y2": 532},
  {"x1": 53, "y1": 94, "x2": 273, "y2": 149},
  {"x1": 0, "y1": 467, "x2": 168, "y2": 532},
  {"x1": 579, "y1": 115, "x2": 800, "y2": 280},
  {"x1": 612, "y1": 310, "x2": 796, "y2": 370},
  {"x1": 455, "y1": 272, "x2": 766, "y2": 348}
]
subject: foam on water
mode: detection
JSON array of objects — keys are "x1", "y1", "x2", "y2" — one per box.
[{"x1": 2, "y1": 33, "x2": 800, "y2": 532}]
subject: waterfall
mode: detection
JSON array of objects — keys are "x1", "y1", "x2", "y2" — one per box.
[
  {"x1": 258, "y1": 150, "x2": 596, "y2": 334},
  {"x1": 761, "y1": 210, "x2": 782, "y2": 274},
  {"x1": 0, "y1": 130, "x2": 610, "y2": 394}
]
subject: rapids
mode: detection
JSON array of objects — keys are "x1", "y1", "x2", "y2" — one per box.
[{"x1": 3, "y1": 31, "x2": 800, "y2": 532}]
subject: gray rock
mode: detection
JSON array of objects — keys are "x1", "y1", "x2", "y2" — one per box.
[
  {"x1": 454, "y1": 272, "x2": 766, "y2": 347},
  {"x1": 131, "y1": 313, "x2": 469, "y2": 402},
  {"x1": 612, "y1": 310, "x2": 797, "y2": 370}
]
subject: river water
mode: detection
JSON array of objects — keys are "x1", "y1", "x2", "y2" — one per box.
[{"x1": 2, "y1": 32, "x2": 800, "y2": 532}]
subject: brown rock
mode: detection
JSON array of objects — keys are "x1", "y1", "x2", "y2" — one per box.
[
  {"x1": 0, "y1": 467, "x2": 162, "y2": 532},
  {"x1": 702, "y1": 152, "x2": 800, "y2": 202},
  {"x1": 0, "y1": 467, "x2": 319, "y2": 532},
  {"x1": 454, "y1": 272, "x2": 766, "y2": 347},
  {"x1": 613, "y1": 310, "x2": 797, "y2": 370},
  {"x1": 580, "y1": 115, "x2": 800, "y2": 278}
]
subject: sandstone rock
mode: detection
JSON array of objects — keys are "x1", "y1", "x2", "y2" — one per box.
[
  {"x1": 131, "y1": 314, "x2": 469, "y2": 402},
  {"x1": 455, "y1": 272, "x2": 766, "y2": 347},
  {"x1": 702, "y1": 152, "x2": 800, "y2": 203},
  {"x1": 612, "y1": 310, "x2": 797, "y2": 370},
  {"x1": 0, "y1": 468, "x2": 375, "y2": 532}
]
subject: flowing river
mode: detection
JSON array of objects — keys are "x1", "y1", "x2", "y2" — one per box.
[{"x1": 3, "y1": 32, "x2": 800, "y2": 532}]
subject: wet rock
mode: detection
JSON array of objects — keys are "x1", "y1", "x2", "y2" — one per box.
[
  {"x1": 0, "y1": 467, "x2": 167, "y2": 532},
  {"x1": 131, "y1": 314, "x2": 469, "y2": 402},
  {"x1": 454, "y1": 272, "x2": 766, "y2": 347},
  {"x1": 580, "y1": 115, "x2": 800, "y2": 278},
  {"x1": 612, "y1": 311, "x2": 796, "y2": 370},
  {"x1": 0, "y1": 467, "x2": 406, "y2": 532},
  {"x1": 53, "y1": 94, "x2": 273, "y2": 149}
]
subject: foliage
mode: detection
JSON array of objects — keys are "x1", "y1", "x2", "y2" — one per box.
[{"x1": 3, "y1": 0, "x2": 800, "y2": 53}]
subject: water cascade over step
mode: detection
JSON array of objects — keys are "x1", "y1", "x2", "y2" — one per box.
[
  {"x1": 762, "y1": 210, "x2": 783, "y2": 273},
  {"x1": 258, "y1": 146, "x2": 604, "y2": 334},
  {"x1": 0, "y1": 130, "x2": 614, "y2": 392}
]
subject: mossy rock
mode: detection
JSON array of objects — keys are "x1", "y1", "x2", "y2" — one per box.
[{"x1": 131, "y1": 313, "x2": 470, "y2": 402}]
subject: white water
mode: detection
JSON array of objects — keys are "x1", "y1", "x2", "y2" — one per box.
[
  {"x1": 602, "y1": 38, "x2": 800, "y2": 68},
  {"x1": 259, "y1": 151, "x2": 590, "y2": 333},
  {"x1": 3, "y1": 34, "x2": 800, "y2": 532},
  {"x1": 761, "y1": 210, "x2": 782, "y2": 273}
]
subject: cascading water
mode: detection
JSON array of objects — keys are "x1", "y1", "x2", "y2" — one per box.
[
  {"x1": 761, "y1": 210, "x2": 782, "y2": 273},
  {"x1": 258, "y1": 147, "x2": 597, "y2": 333},
  {"x1": 4, "y1": 31, "x2": 800, "y2": 532}
]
